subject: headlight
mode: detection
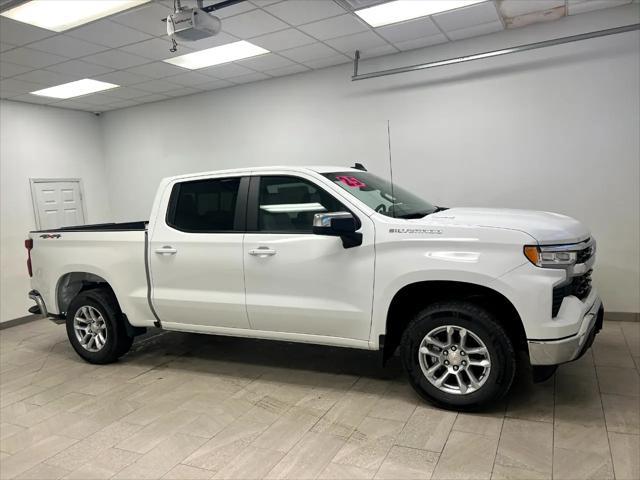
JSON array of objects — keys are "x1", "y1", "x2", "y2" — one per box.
[{"x1": 524, "y1": 245, "x2": 578, "y2": 268}]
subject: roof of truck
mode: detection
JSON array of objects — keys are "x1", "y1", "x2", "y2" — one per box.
[{"x1": 167, "y1": 165, "x2": 359, "y2": 181}]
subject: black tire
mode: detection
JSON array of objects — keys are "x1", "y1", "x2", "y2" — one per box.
[
  {"x1": 400, "y1": 301, "x2": 516, "y2": 411},
  {"x1": 66, "y1": 288, "x2": 133, "y2": 364}
]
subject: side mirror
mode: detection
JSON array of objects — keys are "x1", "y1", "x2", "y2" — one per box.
[{"x1": 313, "y1": 212, "x2": 362, "y2": 248}]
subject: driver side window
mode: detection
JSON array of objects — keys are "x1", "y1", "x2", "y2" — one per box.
[{"x1": 258, "y1": 176, "x2": 346, "y2": 233}]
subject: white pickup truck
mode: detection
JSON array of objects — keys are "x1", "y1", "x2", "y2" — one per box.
[{"x1": 26, "y1": 165, "x2": 603, "y2": 409}]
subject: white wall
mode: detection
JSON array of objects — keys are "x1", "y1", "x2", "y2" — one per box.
[
  {"x1": 100, "y1": 5, "x2": 639, "y2": 314},
  {"x1": 0, "y1": 101, "x2": 111, "y2": 322}
]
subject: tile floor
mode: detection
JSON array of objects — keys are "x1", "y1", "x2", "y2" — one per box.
[{"x1": 0, "y1": 319, "x2": 638, "y2": 480}]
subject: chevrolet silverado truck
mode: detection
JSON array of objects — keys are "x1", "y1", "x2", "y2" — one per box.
[{"x1": 26, "y1": 165, "x2": 603, "y2": 410}]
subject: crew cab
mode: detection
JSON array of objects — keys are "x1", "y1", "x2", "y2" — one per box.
[{"x1": 26, "y1": 165, "x2": 603, "y2": 409}]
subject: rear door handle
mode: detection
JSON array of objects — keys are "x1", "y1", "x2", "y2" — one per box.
[
  {"x1": 155, "y1": 246, "x2": 177, "y2": 255},
  {"x1": 249, "y1": 247, "x2": 276, "y2": 257}
]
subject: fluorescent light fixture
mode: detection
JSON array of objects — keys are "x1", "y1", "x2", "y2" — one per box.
[
  {"x1": 163, "y1": 41, "x2": 269, "y2": 70},
  {"x1": 355, "y1": 0, "x2": 487, "y2": 27},
  {"x1": 30, "y1": 79, "x2": 119, "y2": 99},
  {"x1": 1, "y1": 0, "x2": 150, "y2": 32}
]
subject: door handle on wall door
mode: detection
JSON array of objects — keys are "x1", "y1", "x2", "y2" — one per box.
[
  {"x1": 249, "y1": 247, "x2": 276, "y2": 257},
  {"x1": 155, "y1": 246, "x2": 177, "y2": 255}
]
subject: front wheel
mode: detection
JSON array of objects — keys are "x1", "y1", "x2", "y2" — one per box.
[
  {"x1": 400, "y1": 301, "x2": 516, "y2": 411},
  {"x1": 66, "y1": 288, "x2": 133, "y2": 364}
]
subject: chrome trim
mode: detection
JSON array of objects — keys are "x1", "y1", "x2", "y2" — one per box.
[
  {"x1": 529, "y1": 297, "x2": 602, "y2": 365},
  {"x1": 28, "y1": 290, "x2": 48, "y2": 318},
  {"x1": 313, "y1": 211, "x2": 352, "y2": 228}
]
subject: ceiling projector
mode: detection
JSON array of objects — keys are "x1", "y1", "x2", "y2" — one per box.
[{"x1": 166, "y1": 7, "x2": 221, "y2": 42}]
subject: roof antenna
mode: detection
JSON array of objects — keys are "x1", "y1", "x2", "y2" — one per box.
[{"x1": 387, "y1": 120, "x2": 396, "y2": 218}]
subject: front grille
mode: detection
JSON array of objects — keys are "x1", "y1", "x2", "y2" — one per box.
[
  {"x1": 552, "y1": 269, "x2": 593, "y2": 317},
  {"x1": 577, "y1": 245, "x2": 594, "y2": 264}
]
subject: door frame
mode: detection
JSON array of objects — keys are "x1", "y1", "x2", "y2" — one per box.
[{"x1": 29, "y1": 178, "x2": 87, "y2": 230}]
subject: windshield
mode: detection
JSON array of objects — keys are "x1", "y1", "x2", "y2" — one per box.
[{"x1": 323, "y1": 171, "x2": 437, "y2": 219}]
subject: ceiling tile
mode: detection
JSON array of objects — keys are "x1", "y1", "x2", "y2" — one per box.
[
  {"x1": 51, "y1": 99, "x2": 97, "y2": 111},
  {"x1": 394, "y1": 33, "x2": 448, "y2": 51},
  {"x1": 376, "y1": 17, "x2": 441, "y2": 43},
  {"x1": 0, "y1": 47, "x2": 68, "y2": 68},
  {"x1": 197, "y1": 78, "x2": 234, "y2": 90},
  {"x1": 126, "y1": 61, "x2": 188, "y2": 79},
  {"x1": 499, "y1": 0, "x2": 565, "y2": 17},
  {"x1": 434, "y1": 2, "x2": 501, "y2": 32},
  {"x1": 266, "y1": 63, "x2": 310, "y2": 77},
  {"x1": 164, "y1": 71, "x2": 213, "y2": 86},
  {"x1": 567, "y1": 0, "x2": 631, "y2": 15},
  {"x1": 251, "y1": 29, "x2": 316, "y2": 52},
  {"x1": 299, "y1": 14, "x2": 369, "y2": 41},
  {"x1": 0, "y1": 18, "x2": 54, "y2": 46},
  {"x1": 45, "y1": 60, "x2": 114, "y2": 77},
  {"x1": 137, "y1": 93, "x2": 171, "y2": 103},
  {"x1": 279, "y1": 42, "x2": 339, "y2": 62},
  {"x1": 98, "y1": 86, "x2": 148, "y2": 99},
  {"x1": 94, "y1": 70, "x2": 152, "y2": 86},
  {"x1": 163, "y1": 86, "x2": 202, "y2": 97},
  {"x1": 28, "y1": 35, "x2": 109, "y2": 59},
  {"x1": 134, "y1": 78, "x2": 183, "y2": 93},
  {"x1": 213, "y1": 1, "x2": 257, "y2": 18},
  {"x1": 12, "y1": 69, "x2": 77, "y2": 86},
  {"x1": 111, "y1": 2, "x2": 173, "y2": 36},
  {"x1": 120, "y1": 37, "x2": 193, "y2": 61},
  {"x1": 82, "y1": 50, "x2": 151, "y2": 69},
  {"x1": 198, "y1": 63, "x2": 255, "y2": 79},
  {"x1": 231, "y1": 71, "x2": 271, "y2": 84},
  {"x1": 300, "y1": 54, "x2": 350, "y2": 69},
  {"x1": 446, "y1": 20, "x2": 504, "y2": 40},
  {"x1": 222, "y1": 10, "x2": 289, "y2": 38},
  {"x1": 67, "y1": 20, "x2": 153, "y2": 48},
  {"x1": 236, "y1": 53, "x2": 294, "y2": 71},
  {"x1": 251, "y1": 0, "x2": 282, "y2": 6},
  {"x1": 185, "y1": 32, "x2": 239, "y2": 50},
  {"x1": 265, "y1": 0, "x2": 346, "y2": 26},
  {"x1": 357, "y1": 44, "x2": 397, "y2": 59},
  {"x1": 324, "y1": 31, "x2": 388, "y2": 55},
  {"x1": 1, "y1": 42, "x2": 16, "y2": 52},
  {"x1": 0, "y1": 78, "x2": 45, "y2": 96},
  {"x1": 0, "y1": 61, "x2": 32, "y2": 78},
  {"x1": 77, "y1": 93, "x2": 119, "y2": 106}
]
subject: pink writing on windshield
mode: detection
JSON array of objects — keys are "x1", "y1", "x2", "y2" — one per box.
[{"x1": 336, "y1": 176, "x2": 366, "y2": 188}]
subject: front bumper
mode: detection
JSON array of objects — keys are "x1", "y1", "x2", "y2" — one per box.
[{"x1": 528, "y1": 297, "x2": 603, "y2": 365}]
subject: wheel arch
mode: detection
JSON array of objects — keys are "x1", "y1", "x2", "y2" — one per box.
[
  {"x1": 383, "y1": 280, "x2": 526, "y2": 363},
  {"x1": 56, "y1": 271, "x2": 118, "y2": 316}
]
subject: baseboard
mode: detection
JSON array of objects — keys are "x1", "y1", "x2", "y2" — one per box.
[
  {"x1": 605, "y1": 311, "x2": 640, "y2": 323},
  {"x1": 0, "y1": 315, "x2": 41, "y2": 330}
]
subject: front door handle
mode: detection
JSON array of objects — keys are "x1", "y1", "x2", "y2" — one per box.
[
  {"x1": 155, "y1": 246, "x2": 177, "y2": 255},
  {"x1": 249, "y1": 247, "x2": 276, "y2": 257}
]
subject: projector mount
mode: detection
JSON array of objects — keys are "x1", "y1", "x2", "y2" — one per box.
[{"x1": 165, "y1": 0, "x2": 247, "y2": 52}]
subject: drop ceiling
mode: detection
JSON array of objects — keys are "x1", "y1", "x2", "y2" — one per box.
[{"x1": 0, "y1": 0, "x2": 634, "y2": 112}]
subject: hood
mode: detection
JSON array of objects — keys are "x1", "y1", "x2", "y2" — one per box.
[{"x1": 426, "y1": 208, "x2": 590, "y2": 245}]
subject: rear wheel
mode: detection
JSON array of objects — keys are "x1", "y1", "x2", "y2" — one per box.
[
  {"x1": 66, "y1": 288, "x2": 132, "y2": 364},
  {"x1": 401, "y1": 301, "x2": 516, "y2": 410}
]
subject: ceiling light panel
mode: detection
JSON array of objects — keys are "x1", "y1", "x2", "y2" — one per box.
[
  {"x1": 355, "y1": 0, "x2": 488, "y2": 27},
  {"x1": 163, "y1": 41, "x2": 269, "y2": 70},
  {"x1": 1, "y1": 1, "x2": 150, "y2": 32},
  {"x1": 30, "y1": 78, "x2": 119, "y2": 98}
]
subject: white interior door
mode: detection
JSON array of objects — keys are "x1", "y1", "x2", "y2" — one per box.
[{"x1": 31, "y1": 179, "x2": 86, "y2": 230}]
